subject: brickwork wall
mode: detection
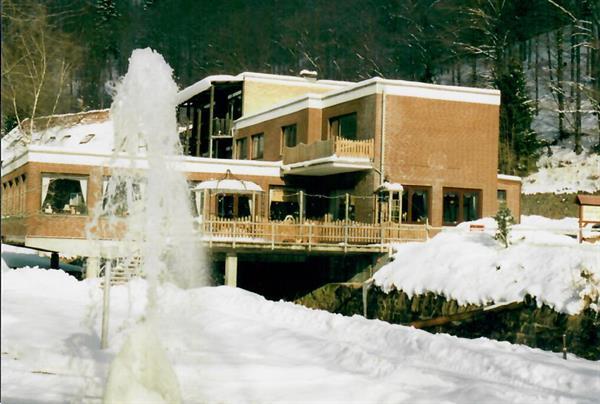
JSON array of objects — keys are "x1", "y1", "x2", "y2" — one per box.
[
  {"x1": 383, "y1": 95, "x2": 500, "y2": 227},
  {"x1": 320, "y1": 94, "x2": 379, "y2": 142},
  {"x1": 236, "y1": 109, "x2": 320, "y2": 161},
  {"x1": 498, "y1": 178, "x2": 522, "y2": 223},
  {"x1": 1, "y1": 161, "x2": 282, "y2": 242}
]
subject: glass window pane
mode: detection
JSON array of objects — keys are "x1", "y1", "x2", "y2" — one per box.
[
  {"x1": 236, "y1": 138, "x2": 247, "y2": 159},
  {"x1": 411, "y1": 191, "x2": 428, "y2": 223},
  {"x1": 252, "y1": 134, "x2": 264, "y2": 159},
  {"x1": 42, "y1": 178, "x2": 87, "y2": 215},
  {"x1": 402, "y1": 191, "x2": 408, "y2": 222},
  {"x1": 218, "y1": 195, "x2": 234, "y2": 218},
  {"x1": 339, "y1": 113, "x2": 357, "y2": 140},
  {"x1": 330, "y1": 113, "x2": 357, "y2": 140},
  {"x1": 497, "y1": 189, "x2": 507, "y2": 202},
  {"x1": 463, "y1": 192, "x2": 479, "y2": 222},
  {"x1": 443, "y1": 192, "x2": 459, "y2": 224},
  {"x1": 238, "y1": 195, "x2": 251, "y2": 218}
]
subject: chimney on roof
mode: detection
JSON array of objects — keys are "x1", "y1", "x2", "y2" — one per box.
[{"x1": 299, "y1": 69, "x2": 318, "y2": 81}]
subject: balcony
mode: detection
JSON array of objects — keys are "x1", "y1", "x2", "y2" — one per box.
[
  {"x1": 282, "y1": 137, "x2": 374, "y2": 176},
  {"x1": 200, "y1": 216, "x2": 428, "y2": 253}
]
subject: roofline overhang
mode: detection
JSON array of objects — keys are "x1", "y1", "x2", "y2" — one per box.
[{"x1": 235, "y1": 77, "x2": 501, "y2": 130}]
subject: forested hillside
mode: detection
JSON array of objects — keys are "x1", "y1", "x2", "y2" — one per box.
[{"x1": 2, "y1": 0, "x2": 598, "y2": 175}]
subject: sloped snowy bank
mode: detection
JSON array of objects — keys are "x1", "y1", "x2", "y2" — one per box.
[
  {"x1": 374, "y1": 217, "x2": 599, "y2": 314},
  {"x1": 522, "y1": 146, "x2": 600, "y2": 195},
  {"x1": 2, "y1": 267, "x2": 599, "y2": 403}
]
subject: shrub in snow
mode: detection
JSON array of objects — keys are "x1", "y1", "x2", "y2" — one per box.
[
  {"x1": 494, "y1": 206, "x2": 514, "y2": 248},
  {"x1": 576, "y1": 267, "x2": 599, "y2": 312}
]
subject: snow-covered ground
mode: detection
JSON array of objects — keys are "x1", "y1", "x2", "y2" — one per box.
[
  {"x1": 2, "y1": 265, "x2": 599, "y2": 403},
  {"x1": 522, "y1": 145, "x2": 600, "y2": 195},
  {"x1": 374, "y1": 216, "x2": 599, "y2": 314}
]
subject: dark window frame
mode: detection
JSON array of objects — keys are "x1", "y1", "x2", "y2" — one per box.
[
  {"x1": 497, "y1": 189, "x2": 507, "y2": 204},
  {"x1": 443, "y1": 187, "x2": 482, "y2": 226},
  {"x1": 329, "y1": 112, "x2": 357, "y2": 140},
  {"x1": 400, "y1": 185, "x2": 431, "y2": 224},
  {"x1": 235, "y1": 137, "x2": 248, "y2": 160},
  {"x1": 251, "y1": 133, "x2": 264, "y2": 160},
  {"x1": 281, "y1": 124, "x2": 297, "y2": 154}
]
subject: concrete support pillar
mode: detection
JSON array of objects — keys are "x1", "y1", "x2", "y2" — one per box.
[
  {"x1": 86, "y1": 257, "x2": 100, "y2": 279},
  {"x1": 225, "y1": 252, "x2": 238, "y2": 287}
]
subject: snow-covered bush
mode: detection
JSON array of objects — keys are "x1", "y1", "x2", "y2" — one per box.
[
  {"x1": 494, "y1": 206, "x2": 514, "y2": 248},
  {"x1": 576, "y1": 267, "x2": 599, "y2": 312}
]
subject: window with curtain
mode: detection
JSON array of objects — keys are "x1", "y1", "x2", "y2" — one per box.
[
  {"x1": 281, "y1": 124, "x2": 297, "y2": 153},
  {"x1": 252, "y1": 133, "x2": 264, "y2": 159},
  {"x1": 236, "y1": 137, "x2": 248, "y2": 159},
  {"x1": 101, "y1": 177, "x2": 144, "y2": 216},
  {"x1": 400, "y1": 186, "x2": 430, "y2": 224},
  {"x1": 41, "y1": 175, "x2": 88, "y2": 215},
  {"x1": 443, "y1": 188, "x2": 481, "y2": 225}
]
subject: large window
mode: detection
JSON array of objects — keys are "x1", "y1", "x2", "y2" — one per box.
[
  {"x1": 269, "y1": 186, "x2": 299, "y2": 220},
  {"x1": 41, "y1": 174, "x2": 88, "y2": 215},
  {"x1": 102, "y1": 177, "x2": 144, "y2": 216},
  {"x1": 217, "y1": 194, "x2": 252, "y2": 219},
  {"x1": 252, "y1": 133, "x2": 264, "y2": 159},
  {"x1": 329, "y1": 113, "x2": 357, "y2": 140},
  {"x1": 235, "y1": 137, "x2": 248, "y2": 159},
  {"x1": 401, "y1": 186, "x2": 430, "y2": 224},
  {"x1": 281, "y1": 124, "x2": 297, "y2": 153},
  {"x1": 443, "y1": 188, "x2": 481, "y2": 225}
]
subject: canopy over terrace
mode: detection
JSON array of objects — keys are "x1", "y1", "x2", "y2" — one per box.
[{"x1": 192, "y1": 171, "x2": 264, "y2": 220}]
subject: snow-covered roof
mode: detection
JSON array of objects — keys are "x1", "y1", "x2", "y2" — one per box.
[
  {"x1": 497, "y1": 174, "x2": 522, "y2": 183},
  {"x1": 1, "y1": 110, "x2": 113, "y2": 168},
  {"x1": 193, "y1": 178, "x2": 263, "y2": 194},
  {"x1": 176, "y1": 74, "x2": 242, "y2": 105},
  {"x1": 377, "y1": 182, "x2": 404, "y2": 192},
  {"x1": 176, "y1": 72, "x2": 352, "y2": 105}
]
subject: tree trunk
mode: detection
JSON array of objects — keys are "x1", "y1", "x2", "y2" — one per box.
[
  {"x1": 535, "y1": 36, "x2": 539, "y2": 114},
  {"x1": 556, "y1": 28, "x2": 566, "y2": 140},
  {"x1": 574, "y1": 21, "x2": 582, "y2": 155}
]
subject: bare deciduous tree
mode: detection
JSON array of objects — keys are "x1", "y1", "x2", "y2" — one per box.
[{"x1": 1, "y1": 0, "x2": 82, "y2": 136}]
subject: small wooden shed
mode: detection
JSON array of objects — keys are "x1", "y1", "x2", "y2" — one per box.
[{"x1": 576, "y1": 194, "x2": 600, "y2": 243}]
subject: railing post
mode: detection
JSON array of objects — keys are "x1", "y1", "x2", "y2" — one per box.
[
  {"x1": 345, "y1": 193, "x2": 350, "y2": 223},
  {"x1": 344, "y1": 221, "x2": 348, "y2": 253},
  {"x1": 299, "y1": 190, "x2": 304, "y2": 223},
  {"x1": 232, "y1": 221, "x2": 236, "y2": 249},
  {"x1": 271, "y1": 222, "x2": 275, "y2": 250},
  {"x1": 100, "y1": 259, "x2": 112, "y2": 349},
  {"x1": 380, "y1": 222, "x2": 384, "y2": 252},
  {"x1": 209, "y1": 221, "x2": 213, "y2": 248},
  {"x1": 308, "y1": 223, "x2": 312, "y2": 252}
]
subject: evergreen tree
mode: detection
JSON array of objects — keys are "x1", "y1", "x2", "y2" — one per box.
[
  {"x1": 495, "y1": 59, "x2": 540, "y2": 175},
  {"x1": 494, "y1": 206, "x2": 514, "y2": 248}
]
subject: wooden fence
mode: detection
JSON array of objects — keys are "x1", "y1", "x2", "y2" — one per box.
[
  {"x1": 199, "y1": 216, "x2": 427, "y2": 249},
  {"x1": 283, "y1": 137, "x2": 374, "y2": 165},
  {"x1": 334, "y1": 137, "x2": 374, "y2": 159}
]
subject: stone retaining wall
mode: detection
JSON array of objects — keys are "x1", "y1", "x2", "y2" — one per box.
[{"x1": 297, "y1": 284, "x2": 600, "y2": 360}]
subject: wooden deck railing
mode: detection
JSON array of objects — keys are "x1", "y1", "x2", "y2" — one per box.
[
  {"x1": 334, "y1": 137, "x2": 374, "y2": 159},
  {"x1": 198, "y1": 216, "x2": 427, "y2": 249},
  {"x1": 283, "y1": 137, "x2": 374, "y2": 165}
]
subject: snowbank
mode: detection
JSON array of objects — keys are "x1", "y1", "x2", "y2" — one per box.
[
  {"x1": 522, "y1": 146, "x2": 600, "y2": 194},
  {"x1": 2, "y1": 267, "x2": 599, "y2": 403},
  {"x1": 374, "y1": 218, "x2": 599, "y2": 314}
]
